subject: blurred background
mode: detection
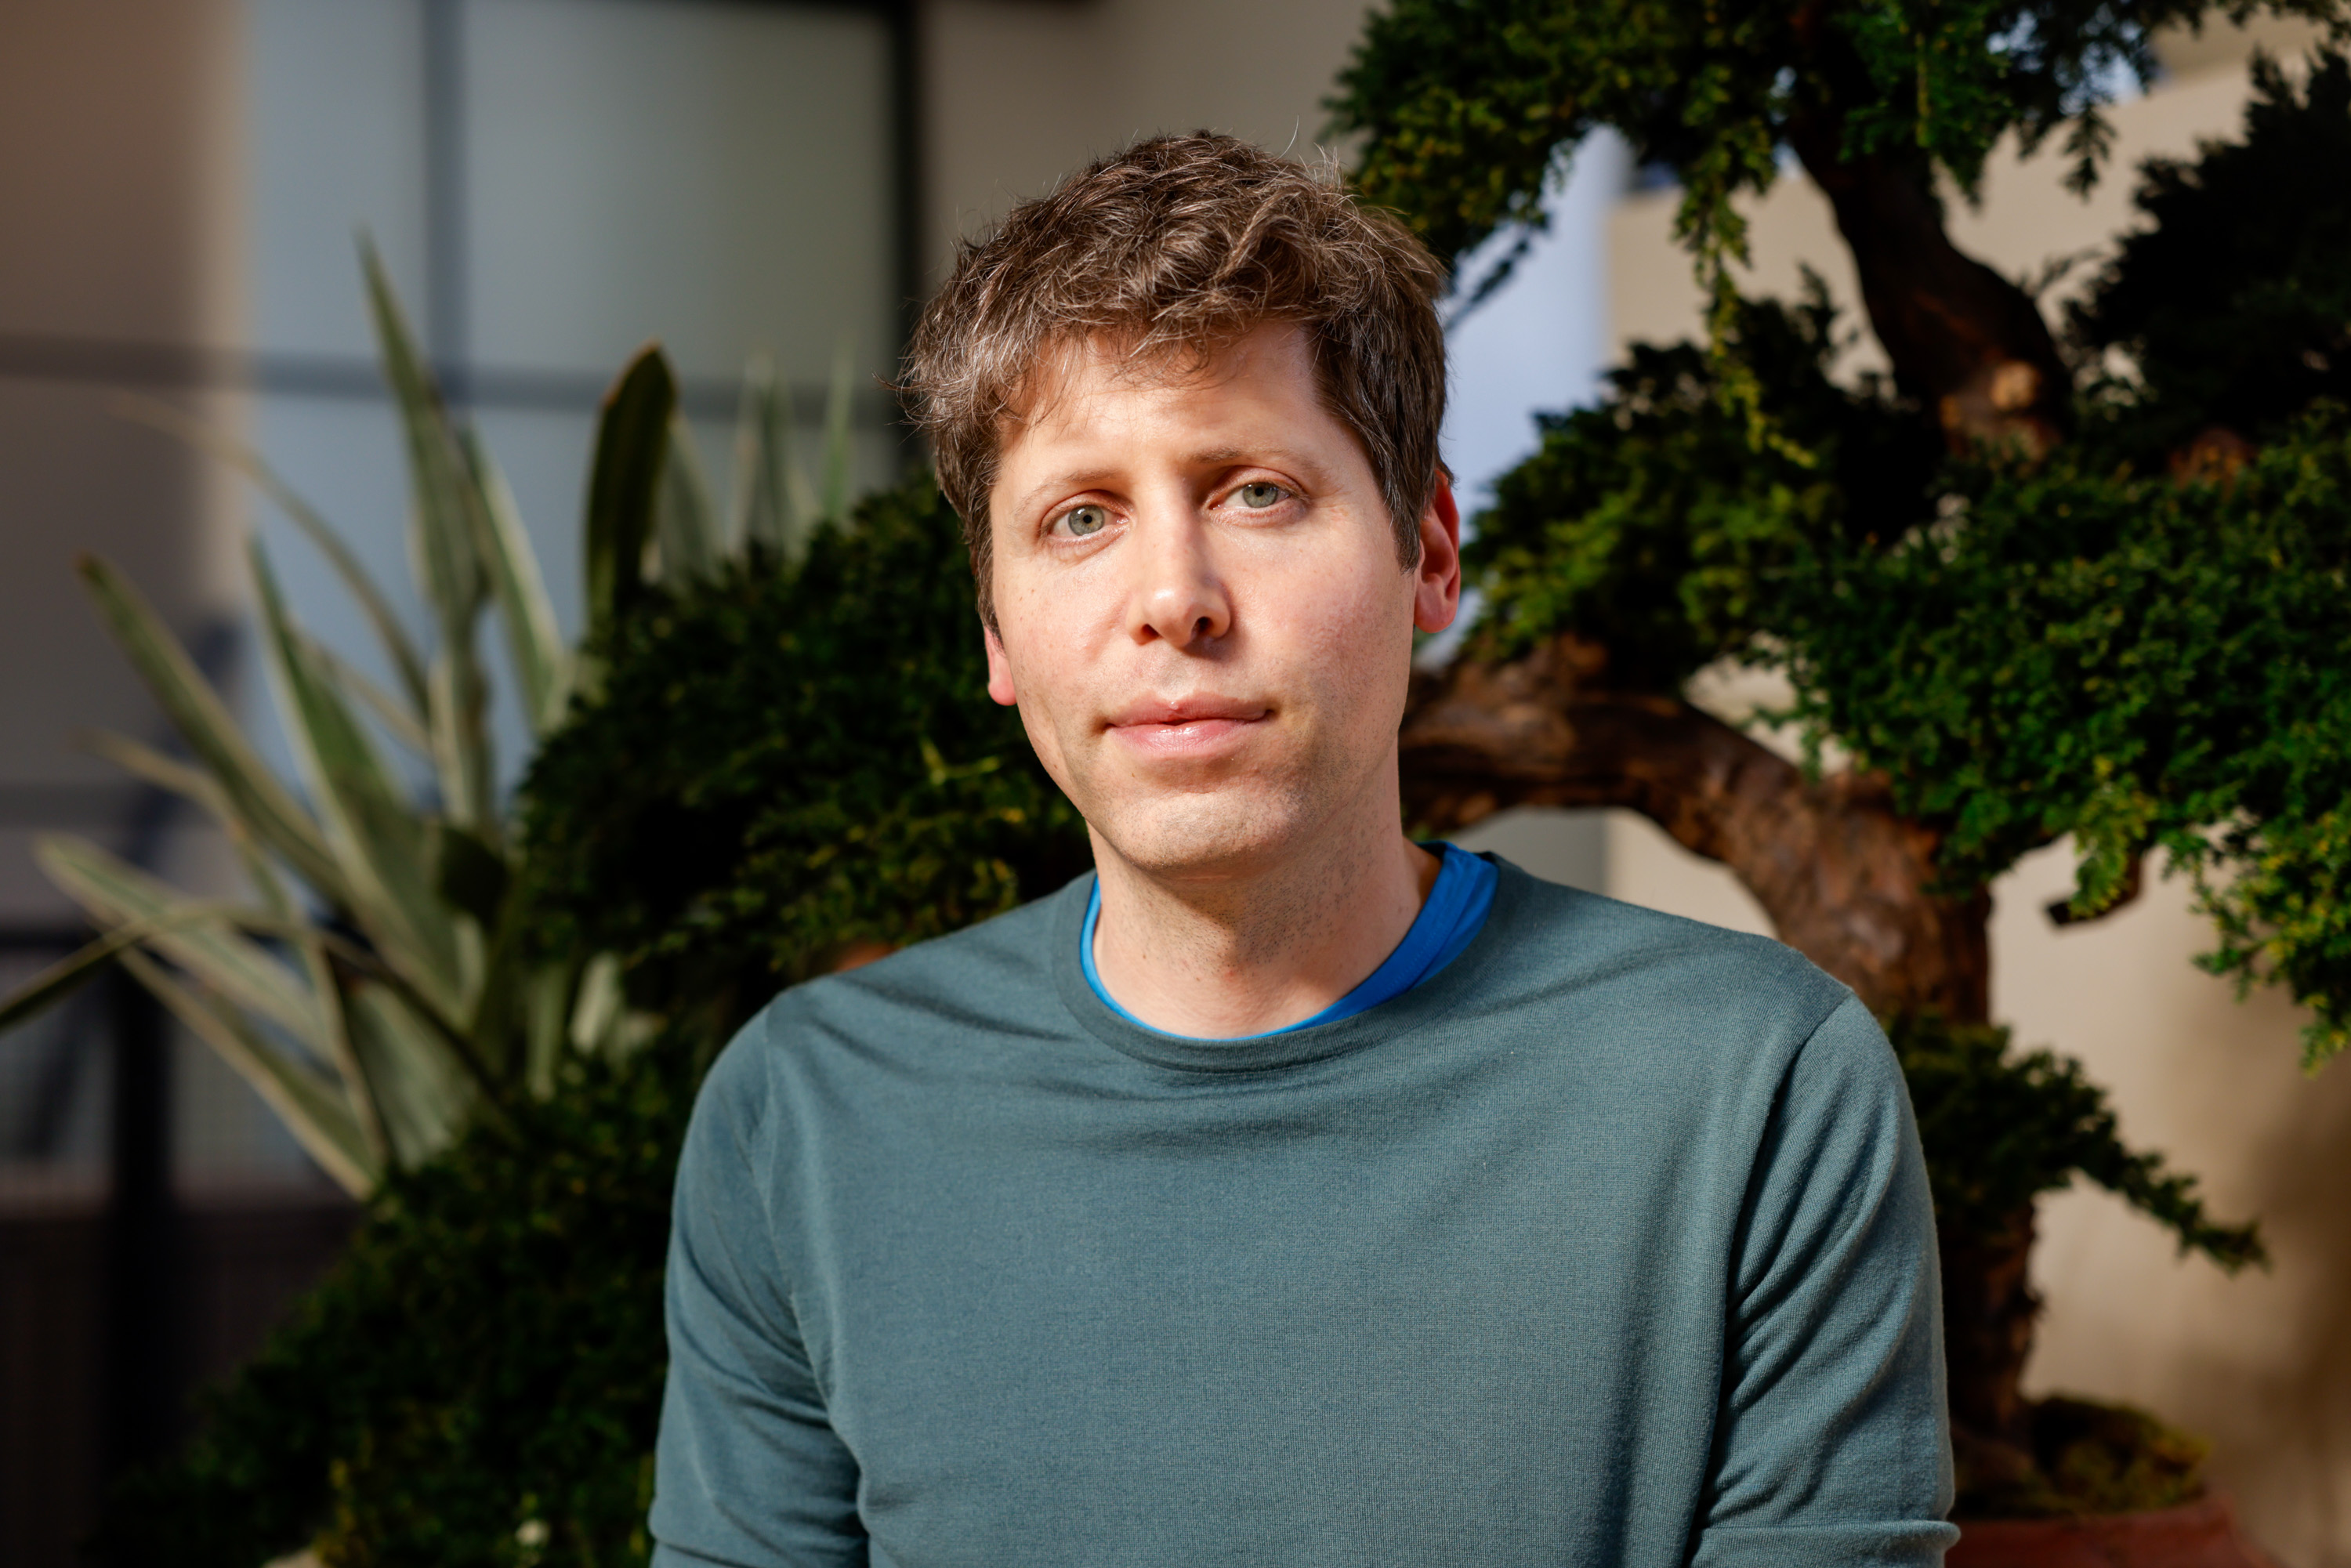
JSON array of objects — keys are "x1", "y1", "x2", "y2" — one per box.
[{"x1": 2, "y1": 2, "x2": 2346, "y2": 1564}]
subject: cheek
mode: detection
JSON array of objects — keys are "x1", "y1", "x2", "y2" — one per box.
[
  {"x1": 994, "y1": 609, "x2": 1102, "y2": 766},
  {"x1": 1272, "y1": 555, "x2": 1416, "y2": 723},
  {"x1": 998, "y1": 643, "x2": 1076, "y2": 788}
]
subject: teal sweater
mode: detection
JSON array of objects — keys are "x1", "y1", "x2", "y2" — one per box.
[{"x1": 651, "y1": 860, "x2": 1957, "y2": 1566}]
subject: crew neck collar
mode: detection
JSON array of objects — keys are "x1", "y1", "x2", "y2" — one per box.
[{"x1": 1050, "y1": 855, "x2": 1527, "y2": 1074}]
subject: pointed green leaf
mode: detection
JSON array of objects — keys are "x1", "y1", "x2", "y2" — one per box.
[
  {"x1": 426, "y1": 639, "x2": 498, "y2": 843},
  {"x1": 118, "y1": 947, "x2": 379, "y2": 1197},
  {"x1": 784, "y1": 390, "x2": 820, "y2": 550},
  {"x1": 360, "y1": 237, "x2": 487, "y2": 629},
  {"x1": 306, "y1": 639, "x2": 433, "y2": 757},
  {"x1": 75, "y1": 556, "x2": 345, "y2": 899},
  {"x1": 115, "y1": 393, "x2": 432, "y2": 714},
  {"x1": 729, "y1": 353, "x2": 788, "y2": 554},
  {"x1": 565, "y1": 953, "x2": 657, "y2": 1058},
  {"x1": 656, "y1": 412, "x2": 722, "y2": 586},
  {"x1": 78, "y1": 729, "x2": 223, "y2": 815},
  {"x1": 343, "y1": 979, "x2": 471, "y2": 1168},
  {"x1": 586, "y1": 346, "x2": 677, "y2": 628},
  {"x1": 34, "y1": 834, "x2": 328, "y2": 1045},
  {"x1": 218, "y1": 817, "x2": 395, "y2": 1168},
  {"x1": 305, "y1": 944, "x2": 390, "y2": 1167},
  {"x1": 248, "y1": 543, "x2": 466, "y2": 1016},
  {"x1": 359, "y1": 238, "x2": 494, "y2": 832},
  {"x1": 462, "y1": 429, "x2": 573, "y2": 735},
  {"x1": 570, "y1": 951, "x2": 626, "y2": 1054},
  {"x1": 0, "y1": 929, "x2": 133, "y2": 1033},
  {"x1": 523, "y1": 961, "x2": 571, "y2": 1099}
]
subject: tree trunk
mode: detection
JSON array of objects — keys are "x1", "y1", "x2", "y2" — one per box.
[
  {"x1": 1941, "y1": 1206, "x2": 2041, "y2": 1457},
  {"x1": 1402, "y1": 636, "x2": 1988, "y2": 1019},
  {"x1": 1782, "y1": 121, "x2": 2073, "y2": 457},
  {"x1": 1774, "y1": 0, "x2": 2076, "y2": 455}
]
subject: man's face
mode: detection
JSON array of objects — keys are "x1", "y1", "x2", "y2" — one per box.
[{"x1": 984, "y1": 320, "x2": 1459, "y2": 885}]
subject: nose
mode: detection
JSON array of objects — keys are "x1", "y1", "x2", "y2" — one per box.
[{"x1": 1127, "y1": 510, "x2": 1231, "y2": 650}]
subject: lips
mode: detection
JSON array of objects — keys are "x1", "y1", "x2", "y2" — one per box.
[
  {"x1": 1103, "y1": 695, "x2": 1270, "y2": 729},
  {"x1": 1102, "y1": 695, "x2": 1270, "y2": 758}
]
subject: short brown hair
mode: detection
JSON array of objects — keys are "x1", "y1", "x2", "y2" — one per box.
[{"x1": 900, "y1": 132, "x2": 1448, "y2": 625}]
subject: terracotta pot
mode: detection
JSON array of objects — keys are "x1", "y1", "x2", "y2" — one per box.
[{"x1": 1950, "y1": 1493, "x2": 2282, "y2": 1568}]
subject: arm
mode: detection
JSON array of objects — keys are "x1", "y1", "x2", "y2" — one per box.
[
  {"x1": 650, "y1": 1030, "x2": 866, "y2": 1567},
  {"x1": 1694, "y1": 994, "x2": 1958, "y2": 1567}
]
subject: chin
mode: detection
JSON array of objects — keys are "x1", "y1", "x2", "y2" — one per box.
[{"x1": 1089, "y1": 785, "x2": 1315, "y2": 882}]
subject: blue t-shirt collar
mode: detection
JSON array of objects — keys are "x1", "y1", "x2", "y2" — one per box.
[{"x1": 1079, "y1": 843, "x2": 1499, "y2": 1041}]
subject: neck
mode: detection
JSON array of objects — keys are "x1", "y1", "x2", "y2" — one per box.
[{"x1": 1088, "y1": 776, "x2": 1440, "y2": 1039}]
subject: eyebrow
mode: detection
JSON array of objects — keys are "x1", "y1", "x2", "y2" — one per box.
[
  {"x1": 1189, "y1": 445, "x2": 1332, "y2": 480},
  {"x1": 1008, "y1": 447, "x2": 1337, "y2": 520},
  {"x1": 1007, "y1": 469, "x2": 1122, "y2": 521}
]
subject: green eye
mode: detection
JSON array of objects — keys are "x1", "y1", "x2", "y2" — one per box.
[
  {"x1": 1060, "y1": 505, "x2": 1109, "y2": 537},
  {"x1": 1237, "y1": 483, "x2": 1285, "y2": 509}
]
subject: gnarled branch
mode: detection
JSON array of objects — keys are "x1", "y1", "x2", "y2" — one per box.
[
  {"x1": 1403, "y1": 636, "x2": 1988, "y2": 1020},
  {"x1": 1783, "y1": 121, "x2": 2074, "y2": 457}
]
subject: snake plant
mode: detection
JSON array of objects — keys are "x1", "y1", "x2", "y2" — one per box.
[{"x1": 0, "y1": 245, "x2": 854, "y2": 1197}]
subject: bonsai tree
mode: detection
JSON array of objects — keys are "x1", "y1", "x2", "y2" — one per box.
[{"x1": 1333, "y1": 0, "x2": 2349, "y2": 1515}]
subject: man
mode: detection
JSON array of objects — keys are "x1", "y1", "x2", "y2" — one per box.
[{"x1": 651, "y1": 135, "x2": 1954, "y2": 1566}]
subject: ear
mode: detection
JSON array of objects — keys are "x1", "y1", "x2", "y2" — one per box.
[
  {"x1": 1411, "y1": 470, "x2": 1462, "y2": 635},
  {"x1": 984, "y1": 623, "x2": 1017, "y2": 706}
]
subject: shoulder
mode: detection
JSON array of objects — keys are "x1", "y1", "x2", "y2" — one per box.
[
  {"x1": 697, "y1": 874, "x2": 1086, "y2": 1102},
  {"x1": 1450, "y1": 859, "x2": 1899, "y2": 1135},
  {"x1": 1470, "y1": 861, "x2": 1913, "y2": 1194},
  {"x1": 1480, "y1": 858, "x2": 1854, "y2": 1037}
]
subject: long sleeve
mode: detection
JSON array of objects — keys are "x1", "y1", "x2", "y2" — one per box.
[
  {"x1": 1693, "y1": 994, "x2": 1959, "y2": 1566},
  {"x1": 650, "y1": 1036, "x2": 866, "y2": 1567}
]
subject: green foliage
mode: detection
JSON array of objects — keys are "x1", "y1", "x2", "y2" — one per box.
[
  {"x1": 520, "y1": 475, "x2": 1090, "y2": 1033},
  {"x1": 35, "y1": 263, "x2": 954, "y2": 1555},
  {"x1": 1328, "y1": 0, "x2": 2342, "y2": 307},
  {"x1": 1788, "y1": 411, "x2": 2351, "y2": 1064},
  {"x1": 0, "y1": 264, "x2": 879, "y2": 1189},
  {"x1": 114, "y1": 475, "x2": 1087, "y2": 1568},
  {"x1": 1415, "y1": 44, "x2": 2351, "y2": 1068},
  {"x1": 2071, "y1": 48, "x2": 2351, "y2": 458},
  {"x1": 0, "y1": 253, "x2": 683, "y2": 1195},
  {"x1": 1467, "y1": 286, "x2": 1938, "y2": 683},
  {"x1": 1889, "y1": 1011, "x2": 2264, "y2": 1266},
  {"x1": 1961, "y1": 1396, "x2": 2212, "y2": 1518},
  {"x1": 103, "y1": 1039, "x2": 692, "y2": 1568},
  {"x1": 2197, "y1": 803, "x2": 2351, "y2": 1069}
]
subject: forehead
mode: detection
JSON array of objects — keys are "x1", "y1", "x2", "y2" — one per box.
[
  {"x1": 991, "y1": 320, "x2": 1363, "y2": 489},
  {"x1": 1009, "y1": 320, "x2": 1312, "y2": 430}
]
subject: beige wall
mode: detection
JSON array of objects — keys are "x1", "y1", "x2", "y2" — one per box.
[
  {"x1": 0, "y1": 0, "x2": 249, "y2": 922},
  {"x1": 1599, "y1": 34, "x2": 2351, "y2": 1566},
  {"x1": 921, "y1": 0, "x2": 1377, "y2": 262}
]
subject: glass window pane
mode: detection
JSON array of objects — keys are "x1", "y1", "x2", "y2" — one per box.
[
  {"x1": 464, "y1": 0, "x2": 899, "y2": 389},
  {"x1": 248, "y1": 0, "x2": 432, "y2": 359}
]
